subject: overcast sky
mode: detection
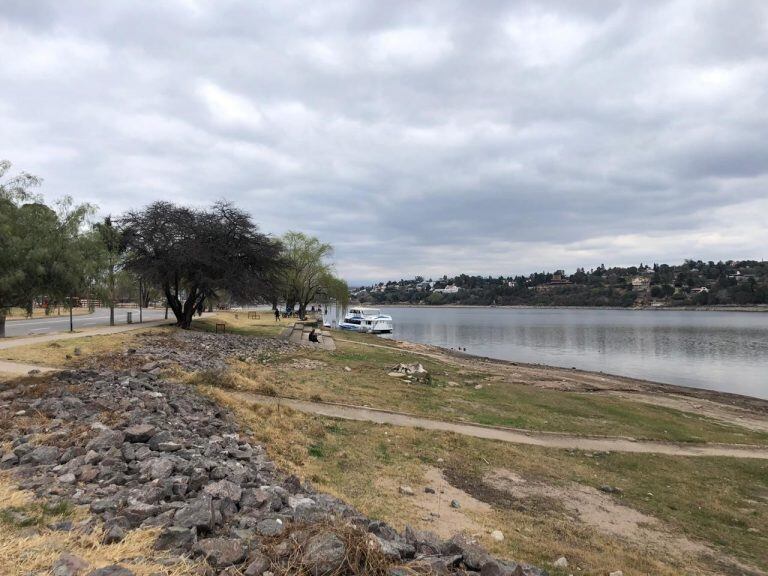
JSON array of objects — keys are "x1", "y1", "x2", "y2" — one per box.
[{"x1": 2, "y1": 1, "x2": 767, "y2": 283}]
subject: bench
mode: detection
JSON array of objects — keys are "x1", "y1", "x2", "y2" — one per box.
[{"x1": 247, "y1": 311, "x2": 261, "y2": 319}]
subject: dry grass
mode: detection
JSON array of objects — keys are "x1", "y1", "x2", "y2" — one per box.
[
  {"x1": 0, "y1": 329, "x2": 164, "y2": 367},
  {"x1": 0, "y1": 476, "x2": 202, "y2": 576},
  {"x1": 208, "y1": 388, "x2": 768, "y2": 576},
  {"x1": 259, "y1": 521, "x2": 394, "y2": 576}
]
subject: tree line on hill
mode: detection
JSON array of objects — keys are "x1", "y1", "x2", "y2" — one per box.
[
  {"x1": 0, "y1": 160, "x2": 347, "y2": 337},
  {"x1": 355, "y1": 261, "x2": 768, "y2": 308}
]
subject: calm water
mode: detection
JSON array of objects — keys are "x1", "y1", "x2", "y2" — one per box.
[{"x1": 375, "y1": 306, "x2": 768, "y2": 399}]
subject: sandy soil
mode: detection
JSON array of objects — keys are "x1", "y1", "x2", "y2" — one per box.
[
  {"x1": 483, "y1": 468, "x2": 765, "y2": 576},
  {"x1": 377, "y1": 467, "x2": 492, "y2": 539}
]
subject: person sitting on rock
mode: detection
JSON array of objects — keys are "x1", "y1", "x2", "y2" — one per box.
[{"x1": 308, "y1": 328, "x2": 319, "y2": 343}]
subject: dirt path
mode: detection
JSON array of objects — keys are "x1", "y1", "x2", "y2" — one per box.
[
  {"x1": 0, "y1": 360, "x2": 57, "y2": 376},
  {"x1": 230, "y1": 391, "x2": 768, "y2": 459}
]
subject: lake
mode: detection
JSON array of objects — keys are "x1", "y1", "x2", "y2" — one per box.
[{"x1": 375, "y1": 306, "x2": 768, "y2": 399}]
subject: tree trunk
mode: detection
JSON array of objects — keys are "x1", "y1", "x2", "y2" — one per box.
[
  {"x1": 109, "y1": 305, "x2": 115, "y2": 327},
  {"x1": 0, "y1": 314, "x2": 5, "y2": 338}
]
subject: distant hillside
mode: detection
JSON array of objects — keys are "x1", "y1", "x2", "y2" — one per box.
[{"x1": 353, "y1": 260, "x2": 768, "y2": 308}]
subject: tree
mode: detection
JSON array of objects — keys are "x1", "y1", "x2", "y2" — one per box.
[
  {"x1": 121, "y1": 201, "x2": 280, "y2": 329},
  {"x1": 93, "y1": 216, "x2": 124, "y2": 326},
  {"x1": 0, "y1": 161, "x2": 94, "y2": 337},
  {"x1": 279, "y1": 231, "x2": 334, "y2": 318}
]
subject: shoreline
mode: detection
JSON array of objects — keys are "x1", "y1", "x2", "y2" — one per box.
[
  {"x1": 372, "y1": 303, "x2": 768, "y2": 313},
  {"x1": 369, "y1": 336, "x2": 768, "y2": 411}
]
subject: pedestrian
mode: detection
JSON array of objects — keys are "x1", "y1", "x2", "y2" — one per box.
[{"x1": 274, "y1": 308, "x2": 280, "y2": 322}]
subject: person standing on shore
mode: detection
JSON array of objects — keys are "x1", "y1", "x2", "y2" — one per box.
[{"x1": 274, "y1": 308, "x2": 280, "y2": 322}]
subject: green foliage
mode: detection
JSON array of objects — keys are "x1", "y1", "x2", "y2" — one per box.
[{"x1": 0, "y1": 161, "x2": 95, "y2": 336}]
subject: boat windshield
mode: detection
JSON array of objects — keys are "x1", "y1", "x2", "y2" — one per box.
[{"x1": 350, "y1": 308, "x2": 381, "y2": 316}]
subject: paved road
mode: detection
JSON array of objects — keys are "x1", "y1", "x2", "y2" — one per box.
[{"x1": 3, "y1": 308, "x2": 167, "y2": 337}]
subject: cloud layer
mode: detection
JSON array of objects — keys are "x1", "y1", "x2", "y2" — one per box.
[{"x1": 2, "y1": 0, "x2": 767, "y2": 282}]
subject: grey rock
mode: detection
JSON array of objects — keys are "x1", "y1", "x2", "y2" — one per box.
[
  {"x1": 244, "y1": 553, "x2": 271, "y2": 576},
  {"x1": 86, "y1": 566, "x2": 135, "y2": 576},
  {"x1": 123, "y1": 424, "x2": 156, "y2": 443},
  {"x1": 195, "y1": 537, "x2": 246, "y2": 568},
  {"x1": 154, "y1": 526, "x2": 197, "y2": 551},
  {"x1": 203, "y1": 479, "x2": 242, "y2": 502},
  {"x1": 24, "y1": 445, "x2": 60, "y2": 465},
  {"x1": 52, "y1": 553, "x2": 89, "y2": 576},
  {"x1": 174, "y1": 494, "x2": 214, "y2": 530},
  {"x1": 86, "y1": 430, "x2": 125, "y2": 452},
  {"x1": 302, "y1": 531, "x2": 347, "y2": 576},
  {"x1": 103, "y1": 517, "x2": 129, "y2": 544},
  {"x1": 255, "y1": 517, "x2": 284, "y2": 536}
]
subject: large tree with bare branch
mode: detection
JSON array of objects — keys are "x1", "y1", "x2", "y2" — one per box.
[{"x1": 121, "y1": 201, "x2": 281, "y2": 329}]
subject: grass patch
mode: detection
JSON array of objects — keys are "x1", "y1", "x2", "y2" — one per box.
[{"x1": 226, "y1": 336, "x2": 768, "y2": 445}]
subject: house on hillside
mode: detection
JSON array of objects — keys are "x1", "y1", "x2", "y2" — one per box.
[
  {"x1": 433, "y1": 284, "x2": 460, "y2": 294},
  {"x1": 631, "y1": 277, "x2": 651, "y2": 292}
]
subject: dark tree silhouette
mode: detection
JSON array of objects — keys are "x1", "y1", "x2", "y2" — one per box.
[{"x1": 121, "y1": 201, "x2": 281, "y2": 329}]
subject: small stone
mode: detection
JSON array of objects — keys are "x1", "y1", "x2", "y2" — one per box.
[
  {"x1": 86, "y1": 566, "x2": 135, "y2": 576},
  {"x1": 243, "y1": 552, "x2": 271, "y2": 576},
  {"x1": 52, "y1": 553, "x2": 89, "y2": 576},
  {"x1": 103, "y1": 521, "x2": 127, "y2": 544},
  {"x1": 154, "y1": 526, "x2": 197, "y2": 551},
  {"x1": 398, "y1": 485, "x2": 415, "y2": 496},
  {"x1": 424, "y1": 487, "x2": 436, "y2": 494},
  {"x1": 609, "y1": 572, "x2": 624, "y2": 576},
  {"x1": 123, "y1": 424, "x2": 156, "y2": 442},
  {"x1": 450, "y1": 499, "x2": 460, "y2": 509},
  {"x1": 344, "y1": 366, "x2": 351, "y2": 372},
  {"x1": 58, "y1": 472, "x2": 77, "y2": 484},
  {"x1": 256, "y1": 517, "x2": 284, "y2": 536},
  {"x1": 73, "y1": 347, "x2": 82, "y2": 356},
  {"x1": 490, "y1": 529, "x2": 504, "y2": 542},
  {"x1": 553, "y1": 556, "x2": 568, "y2": 568},
  {"x1": 195, "y1": 537, "x2": 246, "y2": 568},
  {"x1": 599, "y1": 485, "x2": 623, "y2": 494}
]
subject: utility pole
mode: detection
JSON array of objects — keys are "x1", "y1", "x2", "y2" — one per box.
[{"x1": 138, "y1": 278, "x2": 143, "y2": 323}]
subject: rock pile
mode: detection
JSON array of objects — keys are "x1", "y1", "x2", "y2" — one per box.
[
  {"x1": 1, "y1": 336, "x2": 545, "y2": 575},
  {"x1": 82, "y1": 330, "x2": 295, "y2": 374}
]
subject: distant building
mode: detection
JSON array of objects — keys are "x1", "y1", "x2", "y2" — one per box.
[
  {"x1": 433, "y1": 284, "x2": 460, "y2": 294},
  {"x1": 631, "y1": 277, "x2": 651, "y2": 292},
  {"x1": 690, "y1": 287, "x2": 709, "y2": 295}
]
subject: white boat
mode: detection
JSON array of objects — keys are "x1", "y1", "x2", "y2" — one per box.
[{"x1": 338, "y1": 307, "x2": 393, "y2": 333}]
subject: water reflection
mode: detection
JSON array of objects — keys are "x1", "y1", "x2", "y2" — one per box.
[{"x1": 379, "y1": 307, "x2": 768, "y2": 399}]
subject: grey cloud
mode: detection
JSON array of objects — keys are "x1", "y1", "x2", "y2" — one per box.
[{"x1": 1, "y1": 1, "x2": 767, "y2": 282}]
